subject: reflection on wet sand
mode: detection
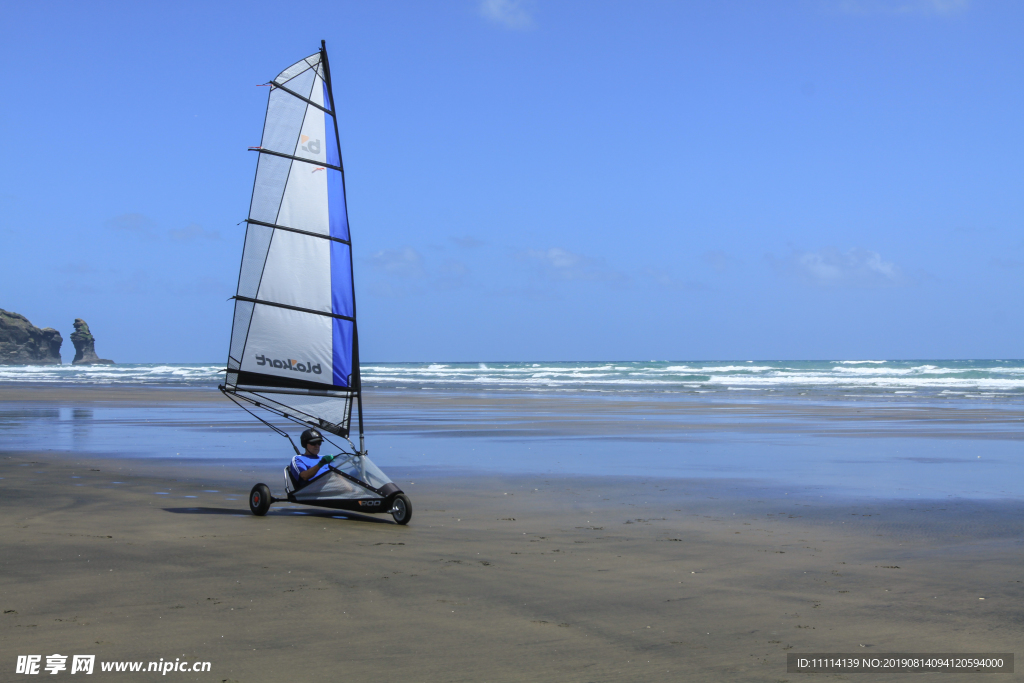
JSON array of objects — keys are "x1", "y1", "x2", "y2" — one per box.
[{"x1": 0, "y1": 385, "x2": 1022, "y2": 500}]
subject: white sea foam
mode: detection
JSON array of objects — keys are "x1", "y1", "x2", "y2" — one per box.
[
  {"x1": 1, "y1": 361, "x2": 1022, "y2": 396},
  {"x1": 0, "y1": 363, "x2": 224, "y2": 385}
]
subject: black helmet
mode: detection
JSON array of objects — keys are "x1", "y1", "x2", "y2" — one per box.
[{"x1": 300, "y1": 428, "x2": 324, "y2": 448}]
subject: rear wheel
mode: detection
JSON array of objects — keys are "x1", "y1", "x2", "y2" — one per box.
[
  {"x1": 391, "y1": 493, "x2": 412, "y2": 525},
  {"x1": 249, "y1": 483, "x2": 272, "y2": 516}
]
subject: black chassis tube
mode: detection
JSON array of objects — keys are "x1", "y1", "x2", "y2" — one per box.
[{"x1": 282, "y1": 491, "x2": 403, "y2": 513}]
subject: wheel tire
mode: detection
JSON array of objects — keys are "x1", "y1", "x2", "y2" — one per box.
[
  {"x1": 391, "y1": 493, "x2": 412, "y2": 525},
  {"x1": 249, "y1": 483, "x2": 272, "y2": 516}
]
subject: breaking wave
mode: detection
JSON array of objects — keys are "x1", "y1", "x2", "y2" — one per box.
[{"x1": 1, "y1": 360, "x2": 1022, "y2": 397}]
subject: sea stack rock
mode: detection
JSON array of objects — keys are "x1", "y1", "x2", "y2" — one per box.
[
  {"x1": 0, "y1": 309, "x2": 63, "y2": 365},
  {"x1": 70, "y1": 318, "x2": 114, "y2": 365}
]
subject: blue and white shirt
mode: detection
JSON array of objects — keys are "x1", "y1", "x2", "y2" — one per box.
[{"x1": 290, "y1": 453, "x2": 328, "y2": 482}]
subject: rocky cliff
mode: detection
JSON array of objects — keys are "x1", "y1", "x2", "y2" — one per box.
[
  {"x1": 0, "y1": 309, "x2": 63, "y2": 365},
  {"x1": 71, "y1": 318, "x2": 114, "y2": 365}
]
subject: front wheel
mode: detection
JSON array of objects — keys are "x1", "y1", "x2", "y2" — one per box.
[
  {"x1": 391, "y1": 493, "x2": 412, "y2": 525},
  {"x1": 249, "y1": 483, "x2": 272, "y2": 516}
]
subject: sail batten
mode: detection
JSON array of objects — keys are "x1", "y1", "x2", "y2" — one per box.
[
  {"x1": 232, "y1": 296, "x2": 355, "y2": 321},
  {"x1": 223, "y1": 44, "x2": 358, "y2": 438},
  {"x1": 244, "y1": 219, "x2": 351, "y2": 245},
  {"x1": 249, "y1": 147, "x2": 343, "y2": 171},
  {"x1": 268, "y1": 81, "x2": 334, "y2": 115}
]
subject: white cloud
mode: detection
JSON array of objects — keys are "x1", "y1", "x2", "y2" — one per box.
[
  {"x1": 990, "y1": 257, "x2": 1023, "y2": 270},
  {"x1": 451, "y1": 235, "x2": 487, "y2": 248},
  {"x1": 833, "y1": 0, "x2": 968, "y2": 16},
  {"x1": 169, "y1": 276, "x2": 230, "y2": 296},
  {"x1": 364, "y1": 247, "x2": 471, "y2": 296},
  {"x1": 520, "y1": 247, "x2": 626, "y2": 283},
  {"x1": 368, "y1": 247, "x2": 426, "y2": 279},
  {"x1": 105, "y1": 215, "x2": 223, "y2": 243},
  {"x1": 702, "y1": 250, "x2": 734, "y2": 273},
  {"x1": 435, "y1": 259, "x2": 472, "y2": 290},
  {"x1": 106, "y1": 213, "x2": 157, "y2": 239},
  {"x1": 169, "y1": 223, "x2": 221, "y2": 241},
  {"x1": 771, "y1": 247, "x2": 904, "y2": 287},
  {"x1": 640, "y1": 268, "x2": 707, "y2": 292},
  {"x1": 61, "y1": 261, "x2": 100, "y2": 275},
  {"x1": 479, "y1": 0, "x2": 534, "y2": 29},
  {"x1": 120, "y1": 269, "x2": 151, "y2": 294}
]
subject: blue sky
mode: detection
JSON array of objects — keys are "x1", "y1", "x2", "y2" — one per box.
[{"x1": 1, "y1": 0, "x2": 1020, "y2": 362}]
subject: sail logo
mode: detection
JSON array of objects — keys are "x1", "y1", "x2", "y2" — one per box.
[
  {"x1": 300, "y1": 135, "x2": 320, "y2": 155},
  {"x1": 255, "y1": 354, "x2": 321, "y2": 375}
]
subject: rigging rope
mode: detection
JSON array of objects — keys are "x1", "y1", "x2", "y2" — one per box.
[
  {"x1": 222, "y1": 389, "x2": 300, "y2": 454},
  {"x1": 219, "y1": 386, "x2": 357, "y2": 457}
]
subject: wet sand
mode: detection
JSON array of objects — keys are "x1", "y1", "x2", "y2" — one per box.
[
  {"x1": 2, "y1": 385, "x2": 1022, "y2": 680},
  {"x1": 3, "y1": 384, "x2": 1021, "y2": 441},
  {"x1": 2, "y1": 453, "x2": 1022, "y2": 681}
]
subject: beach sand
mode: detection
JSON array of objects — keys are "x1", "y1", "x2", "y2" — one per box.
[{"x1": 2, "y1": 387, "x2": 1022, "y2": 681}]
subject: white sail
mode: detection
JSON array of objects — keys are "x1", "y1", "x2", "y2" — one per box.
[{"x1": 223, "y1": 47, "x2": 360, "y2": 438}]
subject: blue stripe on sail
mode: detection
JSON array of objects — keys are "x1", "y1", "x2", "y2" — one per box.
[
  {"x1": 330, "y1": 242, "x2": 353, "y2": 387},
  {"x1": 325, "y1": 81, "x2": 353, "y2": 388},
  {"x1": 323, "y1": 82, "x2": 349, "y2": 241},
  {"x1": 332, "y1": 319, "x2": 353, "y2": 388},
  {"x1": 330, "y1": 243, "x2": 354, "y2": 318}
]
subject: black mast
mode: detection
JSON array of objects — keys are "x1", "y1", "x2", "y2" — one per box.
[{"x1": 319, "y1": 39, "x2": 366, "y2": 453}]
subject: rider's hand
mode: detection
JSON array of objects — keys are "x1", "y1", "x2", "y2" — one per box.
[{"x1": 318, "y1": 454, "x2": 334, "y2": 465}]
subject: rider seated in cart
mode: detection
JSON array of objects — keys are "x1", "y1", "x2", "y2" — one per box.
[{"x1": 289, "y1": 428, "x2": 335, "y2": 485}]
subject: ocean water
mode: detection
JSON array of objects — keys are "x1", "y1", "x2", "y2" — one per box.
[{"x1": 1, "y1": 359, "x2": 1022, "y2": 400}]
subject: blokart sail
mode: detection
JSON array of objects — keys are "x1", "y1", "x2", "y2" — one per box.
[{"x1": 220, "y1": 41, "x2": 410, "y2": 524}]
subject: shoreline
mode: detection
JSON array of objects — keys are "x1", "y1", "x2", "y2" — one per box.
[
  {"x1": 2, "y1": 383, "x2": 1022, "y2": 500},
  {"x1": 3, "y1": 382, "x2": 1022, "y2": 429}
]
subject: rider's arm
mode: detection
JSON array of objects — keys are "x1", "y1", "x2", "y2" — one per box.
[{"x1": 299, "y1": 455, "x2": 334, "y2": 480}]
